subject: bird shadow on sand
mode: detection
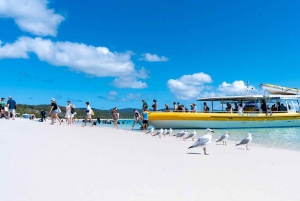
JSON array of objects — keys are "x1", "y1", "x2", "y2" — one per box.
[
  {"x1": 187, "y1": 152, "x2": 201, "y2": 155},
  {"x1": 215, "y1": 144, "x2": 227, "y2": 146},
  {"x1": 236, "y1": 148, "x2": 246, "y2": 150}
]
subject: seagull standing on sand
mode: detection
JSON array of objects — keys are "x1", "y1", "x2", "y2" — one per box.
[
  {"x1": 184, "y1": 130, "x2": 197, "y2": 141},
  {"x1": 176, "y1": 130, "x2": 187, "y2": 138},
  {"x1": 145, "y1": 127, "x2": 154, "y2": 135},
  {"x1": 164, "y1": 128, "x2": 172, "y2": 137},
  {"x1": 216, "y1": 132, "x2": 230, "y2": 145},
  {"x1": 174, "y1": 130, "x2": 184, "y2": 137},
  {"x1": 188, "y1": 128, "x2": 214, "y2": 155},
  {"x1": 153, "y1": 128, "x2": 163, "y2": 137},
  {"x1": 235, "y1": 133, "x2": 253, "y2": 150}
]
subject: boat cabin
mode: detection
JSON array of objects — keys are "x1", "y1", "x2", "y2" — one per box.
[{"x1": 197, "y1": 95, "x2": 300, "y2": 114}]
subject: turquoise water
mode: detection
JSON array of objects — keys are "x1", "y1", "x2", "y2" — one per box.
[{"x1": 77, "y1": 119, "x2": 300, "y2": 151}]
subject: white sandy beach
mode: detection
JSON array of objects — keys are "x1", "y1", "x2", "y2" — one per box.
[{"x1": 1, "y1": 120, "x2": 300, "y2": 201}]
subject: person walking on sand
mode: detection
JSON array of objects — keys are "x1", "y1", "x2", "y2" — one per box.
[
  {"x1": 49, "y1": 98, "x2": 61, "y2": 125},
  {"x1": 111, "y1": 107, "x2": 119, "y2": 129},
  {"x1": 132, "y1": 109, "x2": 142, "y2": 129},
  {"x1": 82, "y1": 102, "x2": 94, "y2": 127},
  {"x1": 65, "y1": 100, "x2": 72, "y2": 125},
  {"x1": 7, "y1": 96, "x2": 16, "y2": 120},
  {"x1": 1, "y1": 98, "x2": 7, "y2": 119}
]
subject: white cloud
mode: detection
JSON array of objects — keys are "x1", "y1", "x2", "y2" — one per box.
[
  {"x1": 112, "y1": 77, "x2": 148, "y2": 89},
  {"x1": 217, "y1": 80, "x2": 257, "y2": 95},
  {"x1": 0, "y1": 0, "x2": 64, "y2": 36},
  {"x1": 167, "y1": 72, "x2": 212, "y2": 100},
  {"x1": 140, "y1": 53, "x2": 168, "y2": 62},
  {"x1": 126, "y1": 93, "x2": 141, "y2": 100},
  {"x1": 178, "y1": 72, "x2": 212, "y2": 85},
  {"x1": 0, "y1": 37, "x2": 148, "y2": 80},
  {"x1": 107, "y1": 91, "x2": 118, "y2": 100}
]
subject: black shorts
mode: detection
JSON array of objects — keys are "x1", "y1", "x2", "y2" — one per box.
[{"x1": 143, "y1": 120, "x2": 148, "y2": 124}]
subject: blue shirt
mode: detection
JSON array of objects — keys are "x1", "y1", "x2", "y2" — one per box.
[
  {"x1": 7, "y1": 99, "x2": 16, "y2": 109},
  {"x1": 142, "y1": 112, "x2": 148, "y2": 120}
]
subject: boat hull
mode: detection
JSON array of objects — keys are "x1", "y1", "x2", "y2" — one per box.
[{"x1": 148, "y1": 112, "x2": 300, "y2": 129}]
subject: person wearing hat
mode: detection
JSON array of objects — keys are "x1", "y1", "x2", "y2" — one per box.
[
  {"x1": 7, "y1": 96, "x2": 16, "y2": 120},
  {"x1": 49, "y1": 98, "x2": 61, "y2": 125},
  {"x1": 152, "y1": 99, "x2": 158, "y2": 111}
]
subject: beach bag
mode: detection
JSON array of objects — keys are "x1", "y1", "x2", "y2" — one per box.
[
  {"x1": 91, "y1": 109, "x2": 95, "y2": 115},
  {"x1": 57, "y1": 107, "x2": 61, "y2": 113},
  {"x1": 71, "y1": 107, "x2": 75, "y2": 114}
]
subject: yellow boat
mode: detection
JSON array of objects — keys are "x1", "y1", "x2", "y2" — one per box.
[{"x1": 148, "y1": 94, "x2": 300, "y2": 129}]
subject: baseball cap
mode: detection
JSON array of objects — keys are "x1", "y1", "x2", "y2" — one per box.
[{"x1": 51, "y1": 98, "x2": 55, "y2": 101}]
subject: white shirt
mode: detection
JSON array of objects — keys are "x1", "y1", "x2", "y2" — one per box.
[
  {"x1": 66, "y1": 104, "x2": 72, "y2": 115},
  {"x1": 86, "y1": 105, "x2": 91, "y2": 115}
]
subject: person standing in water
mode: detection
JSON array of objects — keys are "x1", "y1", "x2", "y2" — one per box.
[
  {"x1": 132, "y1": 109, "x2": 142, "y2": 129},
  {"x1": 111, "y1": 107, "x2": 119, "y2": 129}
]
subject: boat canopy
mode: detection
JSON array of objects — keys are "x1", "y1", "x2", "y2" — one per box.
[{"x1": 197, "y1": 95, "x2": 300, "y2": 102}]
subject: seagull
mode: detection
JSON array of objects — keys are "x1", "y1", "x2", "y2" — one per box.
[
  {"x1": 216, "y1": 132, "x2": 230, "y2": 145},
  {"x1": 160, "y1": 129, "x2": 167, "y2": 138},
  {"x1": 184, "y1": 130, "x2": 197, "y2": 141},
  {"x1": 235, "y1": 133, "x2": 253, "y2": 150},
  {"x1": 188, "y1": 128, "x2": 214, "y2": 155},
  {"x1": 176, "y1": 130, "x2": 187, "y2": 138},
  {"x1": 145, "y1": 127, "x2": 154, "y2": 135},
  {"x1": 164, "y1": 128, "x2": 172, "y2": 137},
  {"x1": 174, "y1": 130, "x2": 184, "y2": 137},
  {"x1": 153, "y1": 128, "x2": 163, "y2": 137},
  {"x1": 182, "y1": 131, "x2": 189, "y2": 141}
]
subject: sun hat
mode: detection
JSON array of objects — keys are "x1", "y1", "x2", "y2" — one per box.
[
  {"x1": 51, "y1": 98, "x2": 55, "y2": 101},
  {"x1": 8, "y1": 96, "x2": 12, "y2": 99}
]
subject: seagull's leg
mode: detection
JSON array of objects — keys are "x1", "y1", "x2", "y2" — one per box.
[
  {"x1": 183, "y1": 138, "x2": 185, "y2": 141},
  {"x1": 246, "y1": 144, "x2": 250, "y2": 150},
  {"x1": 159, "y1": 135, "x2": 161, "y2": 139},
  {"x1": 204, "y1": 147, "x2": 208, "y2": 155},
  {"x1": 225, "y1": 141, "x2": 227, "y2": 146},
  {"x1": 192, "y1": 138, "x2": 194, "y2": 141}
]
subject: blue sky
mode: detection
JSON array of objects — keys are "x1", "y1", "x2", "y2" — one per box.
[{"x1": 0, "y1": 0, "x2": 300, "y2": 110}]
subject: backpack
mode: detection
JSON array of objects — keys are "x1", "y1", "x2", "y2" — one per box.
[
  {"x1": 71, "y1": 107, "x2": 75, "y2": 114},
  {"x1": 206, "y1": 106, "x2": 210, "y2": 111}
]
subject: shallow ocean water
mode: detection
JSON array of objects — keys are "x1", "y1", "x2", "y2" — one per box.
[{"x1": 75, "y1": 119, "x2": 300, "y2": 151}]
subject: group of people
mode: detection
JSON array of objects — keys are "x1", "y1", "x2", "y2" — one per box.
[
  {"x1": 0, "y1": 96, "x2": 17, "y2": 120},
  {"x1": 141, "y1": 99, "x2": 198, "y2": 113}
]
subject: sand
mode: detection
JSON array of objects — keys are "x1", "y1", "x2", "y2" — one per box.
[{"x1": 1, "y1": 119, "x2": 300, "y2": 201}]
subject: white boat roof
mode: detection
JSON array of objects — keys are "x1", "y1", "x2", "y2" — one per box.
[{"x1": 197, "y1": 95, "x2": 300, "y2": 102}]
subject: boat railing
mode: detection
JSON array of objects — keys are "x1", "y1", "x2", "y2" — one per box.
[{"x1": 149, "y1": 110, "x2": 293, "y2": 114}]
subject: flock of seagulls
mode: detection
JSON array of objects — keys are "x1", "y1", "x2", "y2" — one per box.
[{"x1": 145, "y1": 127, "x2": 253, "y2": 155}]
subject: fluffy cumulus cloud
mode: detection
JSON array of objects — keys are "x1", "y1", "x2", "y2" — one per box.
[
  {"x1": 167, "y1": 72, "x2": 213, "y2": 100},
  {"x1": 112, "y1": 77, "x2": 148, "y2": 89},
  {"x1": 217, "y1": 80, "x2": 257, "y2": 95},
  {"x1": 140, "y1": 53, "x2": 168, "y2": 62},
  {"x1": 0, "y1": 37, "x2": 148, "y2": 87},
  {"x1": 0, "y1": 0, "x2": 64, "y2": 36}
]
